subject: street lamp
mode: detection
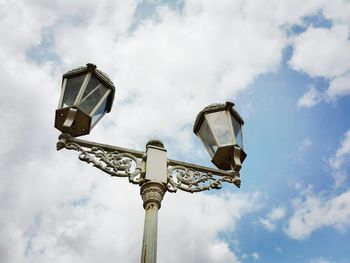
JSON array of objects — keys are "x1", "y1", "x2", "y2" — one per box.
[
  {"x1": 193, "y1": 101, "x2": 247, "y2": 173},
  {"x1": 55, "y1": 64, "x2": 247, "y2": 263},
  {"x1": 55, "y1": 63, "x2": 115, "y2": 137}
]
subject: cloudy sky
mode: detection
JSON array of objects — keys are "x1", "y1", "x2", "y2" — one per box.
[{"x1": 1, "y1": 0, "x2": 350, "y2": 262}]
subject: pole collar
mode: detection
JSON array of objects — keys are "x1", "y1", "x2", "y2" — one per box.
[{"x1": 140, "y1": 182, "x2": 166, "y2": 210}]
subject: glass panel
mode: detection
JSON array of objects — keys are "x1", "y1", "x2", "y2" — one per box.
[
  {"x1": 198, "y1": 118, "x2": 217, "y2": 157},
  {"x1": 231, "y1": 115, "x2": 243, "y2": 148},
  {"x1": 79, "y1": 84, "x2": 108, "y2": 114},
  {"x1": 91, "y1": 97, "x2": 108, "y2": 127},
  {"x1": 206, "y1": 111, "x2": 234, "y2": 146},
  {"x1": 62, "y1": 75, "x2": 86, "y2": 107},
  {"x1": 81, "y1": 75, "x2": 100, "y2": 101}
]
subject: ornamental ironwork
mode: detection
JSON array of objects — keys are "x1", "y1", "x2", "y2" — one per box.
[
  {"x1": 57, "y1": 135, "x2": 145, "y2": 185},
  {"x1": 167, "y1": 165, "x2": 240, "y2": 193},
  {"x1": 57, "y1": 134, "x2": 241, "y2": 193}
]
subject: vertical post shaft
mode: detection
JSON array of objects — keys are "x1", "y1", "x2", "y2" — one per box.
[
  {"x1": 140, "y1": 182, "x2": 166, "y2": 263},
  {"x1": 141, "y1": 202, "x2": 159, "y2": 263}
]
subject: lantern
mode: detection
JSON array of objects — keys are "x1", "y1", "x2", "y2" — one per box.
[
  {"x1": 193, "y1": 102, "x2": 247, "y2": 171},
  {"x1": 55, "y1": 63, "x2": 115, "y2": 137}
]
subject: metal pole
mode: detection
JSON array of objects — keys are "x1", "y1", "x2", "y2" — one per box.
[
  {"x1": 140, "y1": 182, "x2": 166, "y2": 263},
  {"x1": 141, "y1": 202, "x2": 159, "y2": 262}
]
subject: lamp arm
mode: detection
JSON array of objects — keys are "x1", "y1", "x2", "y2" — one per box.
[
  {"x1": 166, "y1": 159, "x2": 241, "y2": 193},
  {"x1": 56, "y1": 134, "x2": 146, "y2": 185},
  {"x1": 56, "y1": 134, "x2": 241, "y2": 192}
]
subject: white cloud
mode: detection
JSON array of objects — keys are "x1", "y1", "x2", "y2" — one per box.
[
  {"x1": 297, "y1": 87, "x2": 322, "y2": 108},
  {"x1": 159, "y1": 191, "x2": 259, "y2": 263},
  {"x1": 251, "y1": 252, "x2": 260, "y2": 260},
  {"x1": 323, "y1": 0, "x2": 350, "y2": 25},
  {"x1": 260, "y1": 207, "x2": 286, "y2": 232},
  {"x1": 292, "y1": 137, "x2": 313, "y2": 163},
  {"x1": 327, "y1": 73, "x2": 350, "y2": 100},
  {"x1": 289, "y1": 25, "x2": 350, "y2": 79},
  {"x1": 285, "y1": 188, "x2": 350, "y2": 240},
  {"x1": 241, "y1": 252, "x2": 260, "y2": 261},
  {"x1": 289, "y1": 5, "x2": 350, "y2": 106},
  {"x1": 260, "y1": 218, "x2": 276, "y2": 232},
  {"x1": 269, "y1": 207, "x2": 286, "y2": 221},
  {"x1": 329, "y1": 130, "x2": 350, "y2": 170},
  {"x1": 298, "y1": 138, "x2": 313, "y2": 152},
  {"x1": 329, "y1": 129, "x2": 350, "y2": 187}
]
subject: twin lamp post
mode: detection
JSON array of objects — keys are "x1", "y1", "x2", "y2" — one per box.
[{"x1": 54, "y1": 64, "x2": 247, "y2": 263}]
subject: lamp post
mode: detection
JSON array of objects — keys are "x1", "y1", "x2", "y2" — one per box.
[{"x1": 55, "y1": 64, "x2": 247, "y2": 263}]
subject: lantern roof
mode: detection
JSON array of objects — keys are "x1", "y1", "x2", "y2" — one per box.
[
  {"x1": 193, "y1": 101, "x2": 244, "y2": 134},
  {"x1": 62, "y1": 63, "x2": 115, "y2": 113}
]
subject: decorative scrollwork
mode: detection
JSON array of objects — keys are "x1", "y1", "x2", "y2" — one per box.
[
  {"x1": 166, "y1": 165, "x2": 240, "y2": 193},
  {"x1": 57, "y1": 135, "x2": 242, "y2": 192},
  {"x1": 57, "y1": 137, "x2": 145, "y2": 184}
]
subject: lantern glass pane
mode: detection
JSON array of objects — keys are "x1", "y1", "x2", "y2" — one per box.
[
  {"x1": 79, "y1": 84, "x2": 108, "y2": 114},
  {"x1": 91, "y1": 97, "x2": 108, "y2": 127},
  {"x1": 198, "y1": 118, "x2": 217, "y2": 156},
  {"x1": 82, "y1": 75, "x2": 100, "y2": 101},
  {"x1": 206, "y1": 111, "x2": 234, "y2": 146},
  {"x1": 62, "y1": 75, "x2": 86, "y2": 108},
  {"x1": 231, "y1": 115, "x2": 243, "y2": 148}
]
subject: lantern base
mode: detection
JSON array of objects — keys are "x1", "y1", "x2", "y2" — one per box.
[
  {"x1": 55, "y1": 107, "x2": 91, "y2": 137},
  {"x1": 211, "y1": 145, "x2": 247, "y2": 171}
]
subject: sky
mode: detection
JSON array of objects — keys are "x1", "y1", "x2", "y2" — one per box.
[{"x1": 0, "y1": 0, "x2": 350, "y2": 262}]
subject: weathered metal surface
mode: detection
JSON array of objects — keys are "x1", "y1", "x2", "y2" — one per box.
[
  {"x1": 193, "y1": 101, "x2": 244, "y2": 134},
  {"x1": 57, "y1": 134, "x2": 145, "y2": 184},
  {"x1": 140, "y1": 182, "x2": 166, "y2": 263},
  {"x1": 61, "y1": 63, "x2": 115, "y2": 113},
  {"x1": 145, "y1": 145, "x2": 168, "y2": 184},
  {"x1": 57, "y1": 134, "x2": 241, "y2": 191},
  {"x1": 166, "y1": 165, "x2": 240, "y2": 193},
  {"x1": 55, "y1": 107, "x2": 92, "y2": 137}
]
